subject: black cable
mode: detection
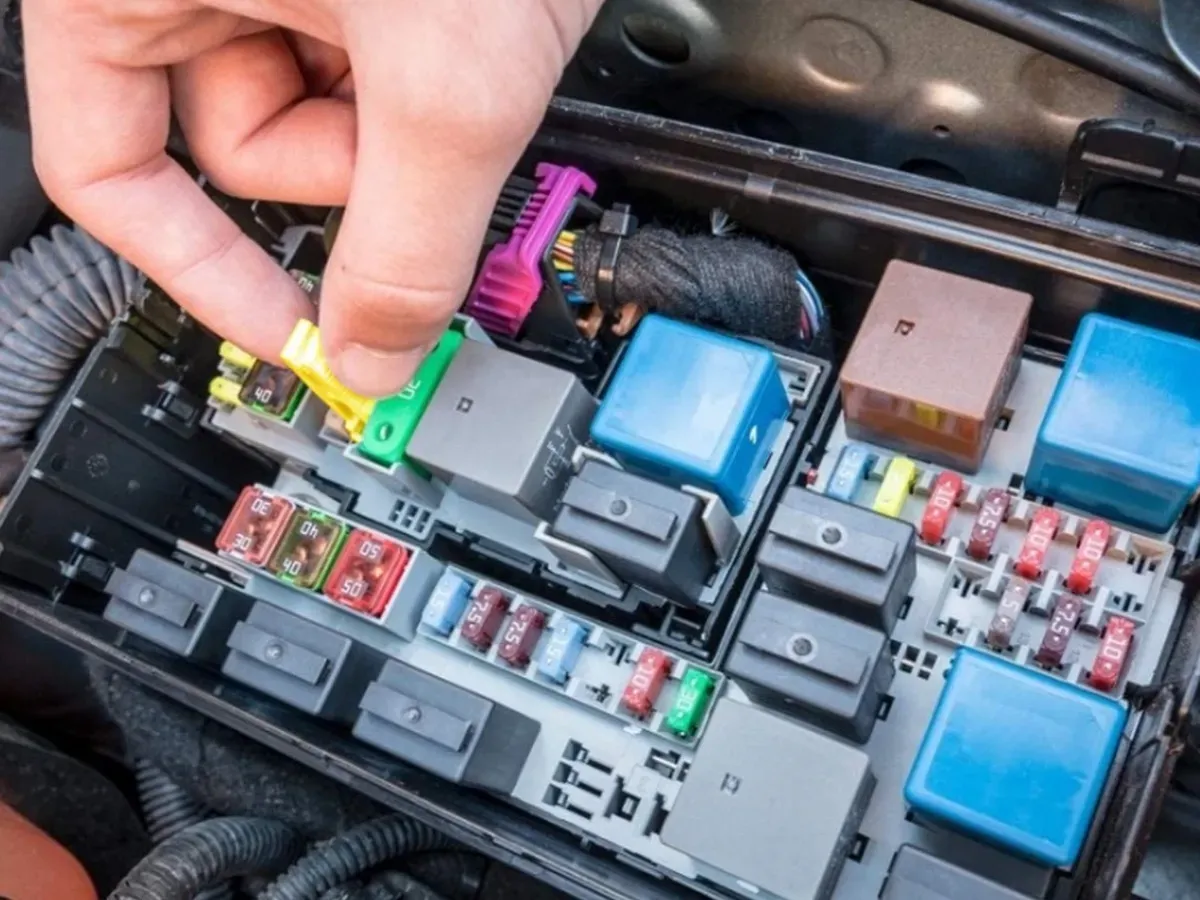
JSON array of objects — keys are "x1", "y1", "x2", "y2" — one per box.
[
  {"x1": 909, "y1": 0, "x2": 1200, "y2": 117},
  {"x1": 134, "y1": 760, "x2": 233, "y2": 900},
  {"x1": 260, "y1": 814, "x2": 455, "y2": 900},
  {"x1": 108, "y1": 817, "x2": 303, "y2": 900}
]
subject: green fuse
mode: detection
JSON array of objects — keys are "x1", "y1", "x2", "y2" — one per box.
[
  {"x1": 267, "y1": 508, "x2": 349, "y2": 591},
  {"x1": 664, "y1": 667, "x2": 717, "y2": 739},
  {"x1": 358, "y1": 329, "x2": 465, "y2": 467}
]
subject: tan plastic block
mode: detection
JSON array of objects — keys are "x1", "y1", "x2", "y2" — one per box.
[{"x1": 839, "y1": 261, "x2": 1031, "y2": 472}]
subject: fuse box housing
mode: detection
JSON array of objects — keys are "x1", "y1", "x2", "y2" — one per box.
[{"x1": 1, "y1": 101, "x2": 1197, "y2": 900}]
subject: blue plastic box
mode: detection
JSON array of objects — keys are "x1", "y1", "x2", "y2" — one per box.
[
  {"x1": 905, "y1": 648, "x2": 1126, "y2": 868},
  {"x1": 1026, "y1": 313, "x2": 1200, "y2": 532},
  {"x1": 590, "y1": 315, "x2": 789, "y2": 515}
]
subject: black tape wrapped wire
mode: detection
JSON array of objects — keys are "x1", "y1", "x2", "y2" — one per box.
[
  {"x1": 570, "y1": 224, "x2": 814, "y2": 345},
  {"x1": 0, "y1": 223, "x2": 141, "y2": 448}
]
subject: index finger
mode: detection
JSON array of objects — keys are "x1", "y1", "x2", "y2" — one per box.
[{"x1": 22, "y1": 11, "x2": 310, "y2": 363}]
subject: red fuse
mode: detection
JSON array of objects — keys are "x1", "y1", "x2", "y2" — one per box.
[
  {"x1": 323, "y1": 529, "x2": 410, "y2": 617},
  {"x1": 215, "y1": 487, "x2": 295, "y2": 566},
  {"x1": 460, "y1": 587, "x2": 510, "y2": 651},
  {"x1": 623, "y1": 647, "x2": 674, "y2": 718},
  {"x1": 967, "y1": 488, "x2": 1010, "y2": 561},
  {"x1": 1088, "y1": 616, "x2": 1135, "y2": 692},
  {"x1": 920, "y1": 471, "x2": 963, "y2": 544},
  {"x1": 498, "y1": 605, "x2": 546, "y2": 669},
  {"x1": 1067, "y1": 519, "x2": 1111, "y2": 595},
  {"x1": 1035, "y1": 594, "x2": 1082, "y2": 668},
  {"x1": 1014, "y1": 507, "x2": 1061, "y2": 580}
]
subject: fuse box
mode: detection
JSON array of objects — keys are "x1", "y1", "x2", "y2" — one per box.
[{"x1": 1, "y1": 101, "x2": 1197, "y2": 900}]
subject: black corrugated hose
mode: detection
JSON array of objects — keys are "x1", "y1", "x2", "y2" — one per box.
[
  {"x1": 135, "y1": 760, "x2": 234, "y2": 900},
  {"x1": 0, "y1": 222, "x2": 140, "y2": 448},
  {"x1": 261, "y1": 814, "x2": 455, "y2": 900},
  {"x1": 108, "y1": 817, "x2": 303, "y2": 900}
]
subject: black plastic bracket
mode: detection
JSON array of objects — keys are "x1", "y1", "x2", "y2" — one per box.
[{"x1": 1058, "y1": 118, "x2": 1200, "y2": 214}]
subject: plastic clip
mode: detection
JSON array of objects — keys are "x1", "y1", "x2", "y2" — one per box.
[{"x1": 464, "y1": 163, "x2": 597, "y2": 337}]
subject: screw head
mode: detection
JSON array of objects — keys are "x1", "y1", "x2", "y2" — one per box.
[
  {"x1": 819, "y1": 523, "x2": 843, "y2": 545},
  {"x1": 404, "y1": 706, "x2": 422, "y2": 723},
  {"x1": 136, "y1": 587, "x2": 156, "y2": 606},
  {"x1": 609, "y1": 498, "x2": 629, "y2": 516},
  {"x1": 789, "y1": 635, "x2": 815, "y2": 658},
  {"x1": 264, "y1": 641, "x2": 284, "y2": 661}
]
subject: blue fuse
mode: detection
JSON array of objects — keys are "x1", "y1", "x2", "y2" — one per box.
[
  {"x1": 420, "y1": 571, "x2": 472, "y2": 636},
  {"x1": 590, "y1": 315, "x2": 790, "y2": 515},
  {"x1": 826, "y1": 443, "x2": 872, "y2": 502},
  {"x1": 537, "y1": 618, "x2": 590, "y2": 685},
  {"x1": 905, "y1": 647, "x2": 1125, "y2": 867}
]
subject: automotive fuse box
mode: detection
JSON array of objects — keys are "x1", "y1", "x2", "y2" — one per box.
[{"x1": 0, "y1": 96, "x2": 1196, "y2": 900}]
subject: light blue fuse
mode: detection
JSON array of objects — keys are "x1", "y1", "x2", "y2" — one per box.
[
  {"x1": 826, "y1": 443, "x2": 873, "y2": 502},
  {"x1": 537, "y1": 618, "x2": 590, "y2": 685},
  {"x1": 590, "y1": 315, "x2": 790, "y2": 515},
  {"x1": 420, "y1": 571, "x2": 472, "y2": 636}
]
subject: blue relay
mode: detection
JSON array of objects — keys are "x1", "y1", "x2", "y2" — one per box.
[
  {"x1": 905, "y1": 648, "x2": 1125, "y2": 867},
  {"x1": 1026, "y1": 313, "x2": 1200, "y2": 532},
  {"x1": 590, "y1": 315, "x2": 789, "y2": 515}
]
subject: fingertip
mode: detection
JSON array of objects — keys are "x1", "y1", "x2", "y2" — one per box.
[{"x1": 327, "y1": 341, "x2": 431, "y2": 398}]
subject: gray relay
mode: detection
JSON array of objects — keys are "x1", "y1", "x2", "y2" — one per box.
[
  {"x1": 662, "y1": 698, "x2": 874, "y2": 900},
  {"x1": 406, "y1": 339, "x2": 597, "y2": 523},
  {"x1": 726, "y1": 589, "x2": 893, "y2": 743},
  {"x1": 550, "y1": 460, "x2": 716, "y2": 603},
  {"x1": 757, "y1": 487, "x2": 917, "y2": 632}
]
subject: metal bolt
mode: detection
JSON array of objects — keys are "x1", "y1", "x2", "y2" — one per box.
[
  {"x1": 264, "y1": 641, "x2": 284, "y2": 661},
  {"x1": 404, "y1": 706, "x2": 422, "y2": 723},
  {"x1": 609, "y1": 498, "x2": 629, "y2": 516},
  {"x1": 789, "y1": 635, "x2": 814, "y2": 658},
  {"x1": 136, "y1": 587, "x2": 155, "y2": 606}
]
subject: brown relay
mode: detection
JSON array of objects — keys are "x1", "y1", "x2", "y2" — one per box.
[{"x1": 839, "y1": 260, "x2": 1032, "y2": 473}]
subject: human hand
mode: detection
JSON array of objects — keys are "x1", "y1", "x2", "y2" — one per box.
[{"x1": 24, "y1": 0, "x2": 603, "y2": 396}]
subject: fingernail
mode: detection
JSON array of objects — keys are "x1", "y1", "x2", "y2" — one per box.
[{"x1": 330, "y1": 343, "x2": 429, "y2": 397}]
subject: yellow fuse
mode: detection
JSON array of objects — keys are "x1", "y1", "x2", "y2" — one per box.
[
  {"x1": 280, "y1": 319, "x2": 375, "y2": 442},
  {"x1": 208, "y1": 376, "x2": 243, "y2": 408},
  {"x1": 219, "y1": 341, "x2": 257, "y2": 371},
  {"x1": 873, "y1": 456, "x2": 917, "y2": 518}
]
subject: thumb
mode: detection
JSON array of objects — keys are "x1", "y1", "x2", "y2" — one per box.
[{"x1": 321, "y1": 2, "x2": 588, "y2": 397}]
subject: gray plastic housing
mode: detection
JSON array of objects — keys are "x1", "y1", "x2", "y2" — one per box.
[
  {"x1": 406, "y1": 339, "x2": 597, "y2": 523},
  {"x1": 221, "y1": 601, "x2": 383, "y2": 723},
  {"x1": 661, "y1": 698, "x2": 874, "y2": 900},
  {"x1": 550, "y1": 460, "x2": 716, "y2": 603},
  {"x1": 726, "y1": 589, "x2": 893, "y2": 743},
  {"x1": 104, "y1": 549, "x2": 254, "y2": 665},
  {"x1": 353, "y1": 659, "x2": 540, "y2": 795},
  {"x1": 758, "y1": 487, "x2": 917, "y2": 632},
  {"x1": 882, "y1": 845, "x2": 1032, "y2": 899}
]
